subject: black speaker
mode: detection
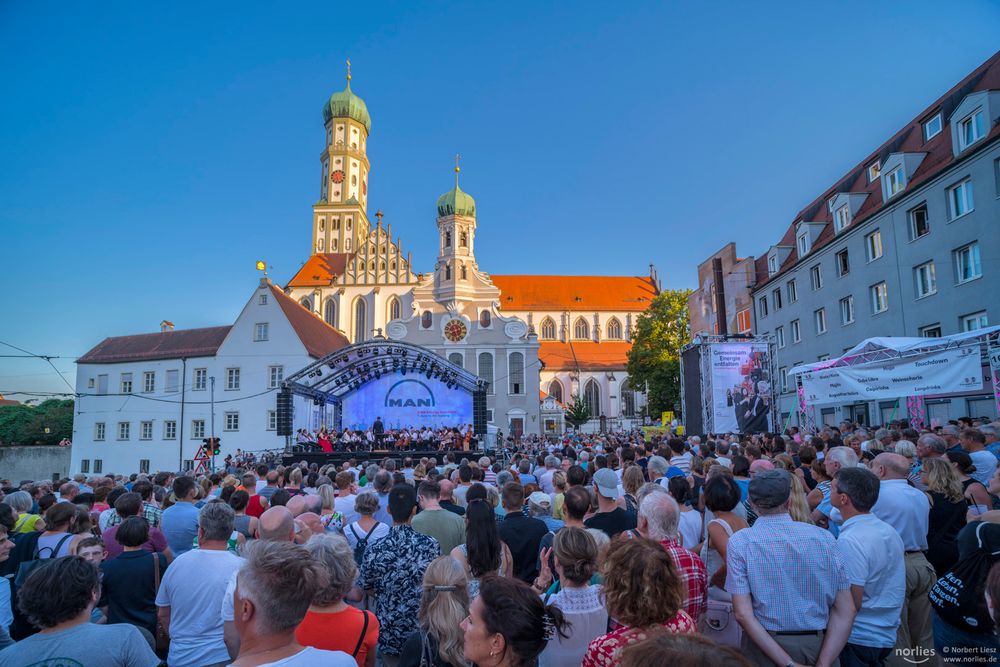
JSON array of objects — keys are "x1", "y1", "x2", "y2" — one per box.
[
  {"x1": 276, "y1": 389, "x2": 293, "y2": 437},
  {"x1": 472, "y1": 390, "x2": 487, "y2": 436},
  {"x1": 680, "y1": 346, "x2": 704, "y2": 436}
]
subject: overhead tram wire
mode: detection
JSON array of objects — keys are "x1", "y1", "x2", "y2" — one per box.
[{"x1": 0, "y1": 341, "x2": 77, "y2": 395}]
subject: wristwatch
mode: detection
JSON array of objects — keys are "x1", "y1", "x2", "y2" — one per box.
[{"x1": 785, "y1": 661, "x2": 796, "y2": 667}]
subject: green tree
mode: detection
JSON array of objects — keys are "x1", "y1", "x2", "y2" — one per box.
[
  {"x1": 563, "y1": 396, "x2": 591, "y2": 430},
  {"x1": 0, "y1": 399, "x2": 74, "y2": 446},
  {"x1": 626, "y1": 289, "x2": 693, "y2": 417}
]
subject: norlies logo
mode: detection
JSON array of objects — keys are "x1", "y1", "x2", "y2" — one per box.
[{"x1": 385, "y1": 379, "x2": 435, "y2": 408}]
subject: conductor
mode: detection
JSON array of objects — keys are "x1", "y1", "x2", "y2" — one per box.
[{"x1": 373, "y1": 416, "x2": 385, "y2": 449}]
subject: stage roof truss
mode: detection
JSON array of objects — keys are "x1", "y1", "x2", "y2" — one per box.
[{"x1": 283, "y1": 339, "x2": 485, "y2": 402}]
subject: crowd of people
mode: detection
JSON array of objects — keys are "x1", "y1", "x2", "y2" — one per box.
[{"x1": 1, "y1": 417, "x2": 1000, "y2": 666}]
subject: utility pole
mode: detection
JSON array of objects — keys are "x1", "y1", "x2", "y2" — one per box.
[{"x1": 210, "y1": 376, "x2": 216, "y2": 472}]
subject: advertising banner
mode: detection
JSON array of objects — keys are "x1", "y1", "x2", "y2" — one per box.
[
  {"x1": 989, "y1": 341, "x2": 1000, "y2": 416},
  {"x1": 710, "y1": 343, "x2": 772, "y2": 434},
  {"x1": 341, "y1": 373, "x2": 472, "y2": 431},
  {"x1": 800, "y1": 346, "x2": 982, "y2": 405}
]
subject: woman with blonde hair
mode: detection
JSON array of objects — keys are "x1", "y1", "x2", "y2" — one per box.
[
  {"x1": 921, "y1": 457, "x2": 968, "y2": 576},
  {"x1": 621, "y1": 467, "x2": 644, "y2": 516},
  {"x1": 551, "y1": 470, "x2": 568, "y2": 520},
  {"x1": 399, "y1": 555, "x2": 469, "y2": 667},
  {"x1": 317, "y1": 484, "x2": 337, "y2": 517},
  {"x1": 788, "y1": 475, "x2": 813, "y2": 525}
]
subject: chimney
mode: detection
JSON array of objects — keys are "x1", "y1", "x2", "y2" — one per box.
[
  {"x1": 712, "y1": 257, "x2": 728, "y2": 336},
  {"x1": 160, "y1": 320, "x2": 175, "y2": 332}
]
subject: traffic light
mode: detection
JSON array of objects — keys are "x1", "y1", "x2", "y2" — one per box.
[{"x1": 212, "y1": 437, "x2": 221, "y2": 455}]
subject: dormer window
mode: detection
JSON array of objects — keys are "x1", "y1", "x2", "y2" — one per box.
[
  {"x1": 886, "y1": 166, "x2": 906, "y2": 197},
  {"x1": 797, "y1": 233, "x2": 810, "y2": 256},
  {"x1": 867, "y1": 161, "x2": 881, "y2": 183},
  {"x1": 923, "y1": 113, "x2": 942, "y2": 141},
  {"x1": 834, "y1": 205, "x2": 851, "y2": 232},
  {"x1": 958, "y1": 109, "x2": 985, "y2": 150},
  {"x1": 767, "y1": 255, "x2": 778, "y2": 275}
]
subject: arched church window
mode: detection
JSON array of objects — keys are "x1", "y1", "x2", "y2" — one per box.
[
  {"x1": 461, "y1": 265, "x2": 467, "y2": 280},
  {"x1": 574, "y1": 318, "x2": 590, "y2": 340},
  {"x1": 354, "y1": 298, "x2": 367, "y2": 342},
  {"x1": 479, "y1": 310, "x2": 491, "y2": 328},
  {"x1": 460, "y1": 232, "x2": 468, "y2": 247},
  {"x1": 351, "y1": 175, "x2": 357, "y2": 185},
  {"x1": 346, "y1": 219, "x2": 352, "y2": 231},
  {"x1": 548, "y1": 379, "x2": 563, "y2": 403},
  {"x1": 317, "y1": 239, "x2": 325, "y2": 252},
  {"x1": 332, "y1": 238, "x2": 338, "y2": 251},
  {"x1": 445, "y1": 265, "x2": 451, "y2": 280},
  {"x1": 478, "y1": 352, "x2": 494, "y2": 395},
  {"x1": 319, "y1": 219, "x2": 325, "y2": 232},
  {"x1": 369, "y1": 261, "x2": 375, "y2": 271},
  {"x1": 540, "y1": 318, "x2": 556, "y2": 340},
  {"x1": 380, "y1": 261, "x2": 386, "y2": 271},
  {"x1": 421, "y1": 311, "x2": 433, "y2": 329},
  {"x1": 606, "y1": 318, "x2": 622, "y2": 340},
  {"x1": 346, "y1": 238, "x2": 352, "y2": 251},
  {"x1": 324, "y1": 299, "x2": 337, "y2": 327},
  {"x1": 388, "y1": 297, "x2": 401, "y2": 322},
  {"x1": 299, "y1": 297, "x2": 312, "y2": 311},
  {"x1": 448, "y1": 352, "x2": 463, "y2": 369},
  {"x1": 445, "y1": 231, "x2": 452, "y2": 247},
  {"x1": 390, "y1": 261, "x2": 396, "y2": 271},
  {"x1": 333, "y1": 218, "x2": 340, "y2": 230},
  {"x1": 584, "y1": 379, "x2": 601, "y2": 417},
  {"x1": 508, "y1": 353, "x2": 525, "y2": 395},
  {"x1": 621, "y1": 379, "x2": 636, "y2": 417}
]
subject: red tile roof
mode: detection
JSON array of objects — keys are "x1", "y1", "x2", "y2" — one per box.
[
  {"x1": 268, "y1": 284, "x2": 350, "y2": 358},
  {"x1": 539, "y1": 341, "x2": 632, "y2": 371},
  {"x1": 287, "y1": 253, "x2": 354, "y2": 287},
  {"x1": 755, "y1": 50, "x2": 1000, "y2": 287},
  {"x1": 491, "y1": 275, "x2": 658, "y2": 311},
  {"x1": 0, "y1": 394, "x2": 20, "y2": 407},
  {"x1": 78, "y1": 326, "x2": 233, "y2": 364}
]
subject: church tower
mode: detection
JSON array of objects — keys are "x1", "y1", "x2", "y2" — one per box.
[
  {"x1": 432, "y1": 158, "x2": 486, "y2": 303},
  {"x1": 312, "y1": 61, "x2": 371, "y2": 256}
]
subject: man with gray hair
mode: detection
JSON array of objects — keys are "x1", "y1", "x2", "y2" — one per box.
[
  {"x1": 869, "y1": 452, "x2": 934, "y2": 663},
  {"x1": 727, "y1": 469, "x2": 855, "y2": 667},
  {"x1": 912, "y1": 433, "x2": 947, "y2": 491},
  {"x1": 231, "y1": 540, "x2": 354, "y2": 666},
  {"x1": 637, "y1": 492, "x2": 706, "y2": 622},
  {"x1": 811, "y1": 446, "x2": 859, "y2": 535},
  {"x1": 539, "y1": 455, "x2": 560, "y2": 494},
  {"x1": 939, "y1": 424, "x2": 962, "y2": 452},
  {"x1": 156, "y1": 502, "x2": 242, "y2": 667}
]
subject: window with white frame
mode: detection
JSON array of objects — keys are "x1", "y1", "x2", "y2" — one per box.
[
  {"x1": 142, "y1": 371, "x2": 155, "y2": 393},
  {"x1": 886, "y1": 166, "x2": 906, "y2": 197},
  {"x1": 948, "y1": 179, "x2": 974, "y2": 219},
  {"x1": 865, "y1": 230, "x2": 883, "y2": 261},
  {"x1": 867, "y1": 161, "x2": 881, "y2": 183},
  {"x1": 758, "y1": 296, "x2": 768, "y2": 318},
  {"x1": 267, "y1": 410, "x2": 277, "y2": 431},
  {"x1": 779, "y1": 367, "x2": 788, "y2": 393},
  {"x1": 920, "y1": 324, "x2": 942, "y2": 338},
  {"x1": 835, "y1": 205, "x2": 851, "y2": 232},
  {"x1": 120, "y1": 373, "x2": 133, "y2": 394},
  {"x1": 787, "y1": 280, "x2": 798, "y2": 303},
  {"x1": 958, "y1": 109, "x2": 985, "y2": 150},
  {"x1": 909, "y1": 205, "x2": 930, "y2": 240},
  {"x1": 117, "y1": 422, "x2": 130, "y2": 440},
  {"x1": 140, "y1": 421, "x2": 153, "y2": 440},
  {"x1": 791, "y1": 319, "x2": 801, "y2": 343},
  {"x1": 164, "y1": 420, "x2": 176, "y2": 440},
  {"x1": 962, "y1": 311, "x2": 989, "y2": 332},
  {"x1": 810, "y1": 265, "x2": 823, "y2": 290},
  {"x1": 97, "y1": 374, "x2": 108, "y2": 395},
  {"x1": 606, "y1": 318, "x2": 622, "y2": 339},
  {"x1": 478, "y1": 352, "x2": 494, "y2": 395},
  {"x1": 736, "y1": 309, "x2": 752, "y2": 333},
  {"x1": 955, "y1": 243, "x2": 982, "y2": 283},
  {"x1": 226, "y1": 368, "x2": 240, "y2": 390},
  {"x1": 508, "y1": 353, "x2": 525, "y2": 395},
  {"x1": 814, "y1": 308, "x2": 827, "y2": 334},
  {"x1": 870, "y1": 282, "x2": 889, "y2": 314},
  {"x1": 140, "y1": 459, "x2": 150, "y2": 474},
  {"x1": 776, "y1": 326, "x2": 785, "y2": 348},
  {"x1": 923, "y1": 113, "x2": 942, "y2": 141},
  {"x1": 797, "y1": 233, "x2": 810, "y2": 256},
  {"x1": 767, "y1": 255, "x2": 778, "y2": 274},
  {"x1": 259, "y1": 294, "x2": 268, "y2": 305},
  {"x1": 254, "y1": 322, "x2": 269, "y2": 342},
  {"x1": 88, "y1": 378, "x2": 94, "y2": 389},
  {"x1": 836, "y1": 249, "x2": 850, "y2": 276},
  {"x1": 193, "y1": 368, "x2": 207, "y2": 391},
  {"x1": 224, "y1": 412, "x2": 239, "y2": 431},
  {"x1": 81, "y1": 460, "x2": 89, "y2": 473},
  {"x1": 165, "y1": 369, "x2": 179, "y2": 393},
  {"x1": 192, "y1": 419, "x2": 205, "y2": 439},
  {"x1": 772, "y1": 288, "x2": 782, "y2": 310},
  {"x1": 94, "y1": 460, "x2": 103, "y2": 474},
  {"x1": 540, "y1": 318, "x2": 556, "y2": 340},
  {"x1": 840, "y1": 296, "x2": 854, "y2": 325},
  {"x1": 573, "y1": 318, "x2": 589, "y2": 339},
  {"x1": 94, "y1": 422, "x2": 106, "y2": 441},
  {"x1": 914, "y1": 262, "x2": 937, "y2": 298},
  {"x1": 268, "y1": 365, "x2": 284, "y2": 389}
]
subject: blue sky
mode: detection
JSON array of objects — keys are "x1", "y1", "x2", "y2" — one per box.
[{"x1": 2, "y1": 1, "x2": 999, "y2": 396}]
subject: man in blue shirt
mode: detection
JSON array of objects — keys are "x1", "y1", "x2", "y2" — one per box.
[{"x1": 160, "y1": 476, "x2": 200, "y2": 556}]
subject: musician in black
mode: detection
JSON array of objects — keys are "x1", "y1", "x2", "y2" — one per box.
[{"x1": 373, "y1": 416, "x2": 385, "y2": 449}]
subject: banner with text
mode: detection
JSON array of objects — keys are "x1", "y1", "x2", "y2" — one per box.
[
  {"x1": 710, "y1": 343, "x2": 772, "y2": 434},
  {"x1": 989, "y1": 341, "x2": 1000, "y2": 415},
  {"x1": 800, "y1": 346, "x2": 982, "y2": 405}
]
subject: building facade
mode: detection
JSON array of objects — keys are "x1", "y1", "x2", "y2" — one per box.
[
  {"x1": 72, "y1": 281, "x2": 349, "y2": 474},
  {"x1": 688, "y1": 243, "x2": 756, "y2": 338},
  {"x1": 752, "y1": 53, "x2": 1000, "y2": 427}
]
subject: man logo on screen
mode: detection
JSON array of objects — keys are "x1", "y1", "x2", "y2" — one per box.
[{"x1": 385, "y1": 379, "x2": 436, "y2": 408}]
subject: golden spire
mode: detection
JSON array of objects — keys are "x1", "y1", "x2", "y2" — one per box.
[
  {"x1": 454, "y1": 153, "x2": 461, "y2": 187},
  {"x1": 346, "y1": 58, "x2": 352, "y2": 83}
]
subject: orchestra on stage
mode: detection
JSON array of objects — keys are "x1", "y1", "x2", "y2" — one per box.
[{"x1": 293, "y1": 418, "x2": 479, "y2": 454}]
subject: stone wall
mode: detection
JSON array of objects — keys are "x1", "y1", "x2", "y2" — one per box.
[{"x1": 0, "y1": 446, "x2": 71, "y2": 483}]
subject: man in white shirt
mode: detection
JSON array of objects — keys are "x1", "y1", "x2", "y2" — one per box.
[
  {"x1": 538, "y1": 455, "x2": 559, "y2": 494},
  {"x1": 831, "y1": 466, "x2": 905, "y2": 665},
  {"x1": 333, "y1": 472, "x2": 358, "y2": 523},
  {"x1": 961, "y1": 429, "x2": 997, "y2": 486},
  {"x1": 714, "y1": 441, "x2": 733, "y2": 468},
  {"x1": 156, "y1": 502, "x2": 244, "y2": 667},
  {"x1": 231, "y1": 540, "x2": 354, "y2": 666},
  {"x1": 869, "y1": 452, "x2": 934, "y2": 665}
]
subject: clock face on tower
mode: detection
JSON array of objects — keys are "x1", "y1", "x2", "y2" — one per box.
[
  {"x1": 443, "y1": 319, "x2": 468, "y2": 342},
  {"x1": 331, "y1": 170, "x2": 345, "y2": 184}
]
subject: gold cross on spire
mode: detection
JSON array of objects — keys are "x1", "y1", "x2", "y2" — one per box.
[
  {"x1": 454, "y1": 153, "x2": 461, "y2": 186},
  {"x1": 346, "y1": 58, "x2": 352, "y2": 82}
]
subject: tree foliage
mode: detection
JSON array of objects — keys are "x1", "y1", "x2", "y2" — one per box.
[
  {"x1": 563, "y1": 396, "x2": 591, "y2": 429},
  {"x1": 0, "y1": 399, "x2": 74, "y2": 446},
  {"x1": 626, "y1": 289, "x2": 693, "y2": 417}
]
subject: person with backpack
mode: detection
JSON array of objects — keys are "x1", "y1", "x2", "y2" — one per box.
[
  {"x1": 343, "y1": 492, "x2": 389, "y2": 561},
  {"x1": 297, "y1": 534, "x2": 379, "y2": 667}
]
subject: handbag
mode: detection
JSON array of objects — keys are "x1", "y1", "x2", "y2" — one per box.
[
  {"x1": 152, "y1": 553, "x2": 170, "y2": 655},
  {"x1": 701, "y1": 598, "x2": 743, "y2": 648}
]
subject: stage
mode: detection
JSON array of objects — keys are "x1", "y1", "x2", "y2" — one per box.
[{"x1": 281, "y1": 448, "x2": 487, "y2": 468}]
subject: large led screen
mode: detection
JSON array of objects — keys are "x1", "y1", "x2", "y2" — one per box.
[{"x1": 340, "y1": 373, "x2": 473, "y2": 431}]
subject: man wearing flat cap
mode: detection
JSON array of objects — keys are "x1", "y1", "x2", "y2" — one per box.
[{"x1": 726, "y1": 469, "x2": 857, "y2": 667}]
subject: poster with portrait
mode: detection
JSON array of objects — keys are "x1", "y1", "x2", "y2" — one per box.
[{"x1": 710, "y1": 343, "x2": 773, "y2": 434}]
